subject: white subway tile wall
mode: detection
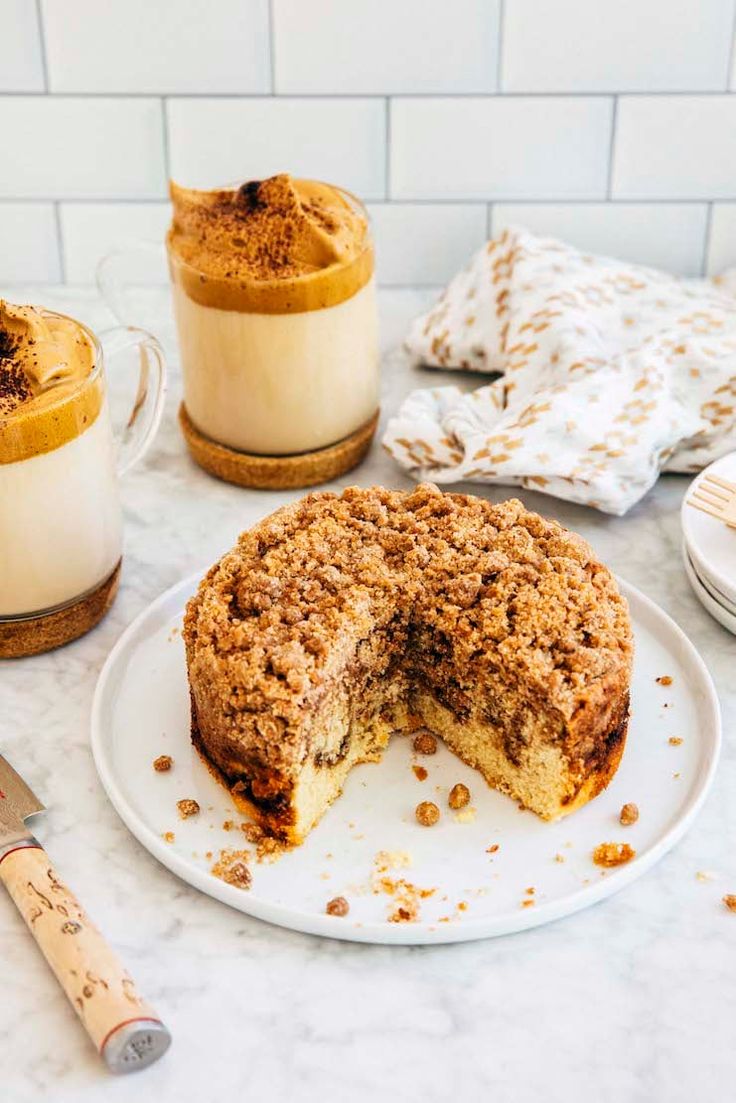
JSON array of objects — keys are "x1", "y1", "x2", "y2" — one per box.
[
  {"x1": 491, "y1": 203, "x2": 709, "y2": 276},
  {"x1": 2, "y1": 0, "x2": 736, "y2": 283},
  {"x1": 42, "y1": 0, "x2": 271, "y2": 94},
  {"x1": 391, "y1": 97, "x2": 613, "y2": 200},
  {"x1": 273, "y1": 0, "x2": 500, "y2": 94}
]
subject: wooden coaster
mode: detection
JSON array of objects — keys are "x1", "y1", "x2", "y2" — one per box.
[
  {"x1": 0, "y1": 560, "x2": 121, "y2": 659},
  {"x1": 179, "y1": 404, "x2": 379, "y2": 490}
]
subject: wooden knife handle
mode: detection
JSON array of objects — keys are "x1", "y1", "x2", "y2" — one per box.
[{"x1": 0, "y1": 842, "x2": 171, "y2": 1073}]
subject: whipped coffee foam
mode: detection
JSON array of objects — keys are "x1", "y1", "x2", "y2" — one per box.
[{"x1": 0, "y1": 301, "x2": 100, "y2": 463}]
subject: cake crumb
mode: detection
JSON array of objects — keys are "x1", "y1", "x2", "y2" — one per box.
[
  {"x1": 222, "y1": 819, "x2": 235, "y2": 831},
  {"x1": 696, "y1": 871, "x2": 714, "y2": 882},
  {"x1": 486, "y1": 843, "x2": 500, "y2": 854},
  {"x1": 723, "y1": 894, "x2": 736, "y2": 913},
  {"x1": 162, "y1": 831, "x2": 175, "y2": 844},
  {"x1": 673, "y1": 772, "x2": 681, "y2": 779},
  {"x1": 326, "y1": 896, "x2": 349, "y2": 917},
  {"x1": 211, "y1": 848, "x2": 252, "y2": 890},
  {"x1": 177, "y1": 798, "x2": 200, "y2": 819},
  {"x1": 413, "y1": 731, "x2": 438, "y2": 755},
  {"x1": 415, "y1": 801, "x2": 440, "y2": 827},
  {"x1": 153, "y1": 755, "x2": 172, "y2": 772},
  {"x1": 554, "y1": 853, "x2": 565, "y2": 863},
  {"x1": 375, "y1": 850, "x2": 412, "y2": 873},
  {"x1": 448, "y1": 782, "x2": 470, "y2": 810},
  {"x1": 457, "y1": 901, "x2": 468, "y2": 912},
  {"x1": 669, "y1": 736, "x2": 683, "y2": 746},
  {"x1": 412, "y1": 765, "x2": 428, "y2": 781},
  {"x1": 522, "y1": 899, "x2": 535, "y2": 908},
  {"x1": 656, "y1": 675, "x2": 673, "y2": 686},
  {"x1": 593, "y1": 842, "x2": 636, "y2": 867},
  {"x1": 525, "y1": 886, "x2": 535, "y2": 895},
  {"x1": 454, "y1": 805, "x2": 476, "y2": 824},
  {"x1": 241, "y1": 822, "x2": 265, "y2": 843},
  {"x1": 619, "y1": 802, "x2": 639, "y2": 826}
]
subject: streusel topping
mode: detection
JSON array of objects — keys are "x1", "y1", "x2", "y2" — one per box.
[{"x1": 185, "y1": 485, "x2": 632, "y2": 770}]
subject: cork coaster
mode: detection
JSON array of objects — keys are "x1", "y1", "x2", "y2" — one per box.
[
  {"x1": 179, "y1": 404, "x2": 379, "y2": 490},
  {"x1": 0, "y1": 560, "x2": 121, "y2": 660}
]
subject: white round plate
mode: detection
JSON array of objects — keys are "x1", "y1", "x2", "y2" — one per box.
[
  {"x1": 681, "y1": 452, "x2": 736, "y2": 605},
  {"x1": 682, "y1": 544, "x2": 736, "y2": 636},
  {"x1": 91, "y1": 572, "x2": 720, "y2": 945}
]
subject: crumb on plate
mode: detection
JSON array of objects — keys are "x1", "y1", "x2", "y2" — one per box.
[
  {"x1": 153, "y1": 755, "x2": 172, "y2": 772},
  {"x1": 162, "y1": 831, "x2": 175, "y2": 844},
  {"x1": 592, "y1": 842, "x2": 636, "y2": 867},
  {"x1": 416, "y1": 801, "x2": 440, "y2": 827},
  {"x1": 448, "y1": 783, "x2": 471, "y2": 810},
  {"x1": 619, "y1": 802, "x2": 639, "y2": 826},
  {"x1": 723, "y1": 895, "x2": 736, "y2": 913},
  {"x1": 177, "y1": 798, "x2": 200, "y2": 819},
  {"x1": 656, "y1": 675, "x2": 673, "y2": 686},
  {"x1": 412, "y1": 765, "x2": 428, "y2": 781},
  {"x1": 669, "y1": 736, "x2": 683, "y2": 746},
  {"x1": 413, "y1": 731, "x2": 438, "y2": 755},
  {"x1": 326, "y1": 896, "x2": 349, "y2": 917}
]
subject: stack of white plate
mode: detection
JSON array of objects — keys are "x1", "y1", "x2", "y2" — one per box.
[{"x1": 681, "y1": 452, "x2": 736, "y2": 635}]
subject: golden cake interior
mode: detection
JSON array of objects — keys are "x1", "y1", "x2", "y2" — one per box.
[{"x1": 184, "y1": 485, "x2": 633, "y2": 846}]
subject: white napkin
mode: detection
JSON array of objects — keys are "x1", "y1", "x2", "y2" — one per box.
[{"x1": 383, "y1": 227, "x2": 736, "y2": 514}]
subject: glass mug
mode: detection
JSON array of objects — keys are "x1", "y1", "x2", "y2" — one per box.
[
  {"x1": 97, "y1": 184, "x2": 380, "y2": 489},
  {"x1": 0, "y1": 311, "x2": 166, "y2": 658}
]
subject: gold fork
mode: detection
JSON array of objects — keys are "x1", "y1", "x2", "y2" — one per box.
[{"x1": 687, "y1": 472, "x2": 736, "y2": 530}]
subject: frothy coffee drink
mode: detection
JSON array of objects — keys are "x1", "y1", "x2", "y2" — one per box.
[
  {"x1": 0, "y1": 302, "x2": 122, "y2": 616},
  {"x1": 167, "y1": 174, "x2": 379, "y2": 455}
]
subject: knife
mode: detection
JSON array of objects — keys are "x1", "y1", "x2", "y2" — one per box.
[{"x1": 0, "y1": 753, "x2": 171, "y2": 1073}]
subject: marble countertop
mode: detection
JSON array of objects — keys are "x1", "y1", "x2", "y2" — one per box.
[{"x1": 2, "y1": 285, "x2": 734, "y2": 1103}]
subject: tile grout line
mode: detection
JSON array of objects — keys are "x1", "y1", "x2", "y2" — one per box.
[
  {"x1": 495, "y1": 0, "x2": 505, "y2": 92},
  {"x1": 267, "y1": 0, "x2": 277, "y2": 94},
  {"x1": 701, "y1": 202, "x2": 714, "y2": 276},
  {"x1": 161, "y1": 97, "x2": 171, "y2": 182},
  {"x1": 2, "y1": 90, "x2": 736, "y2": 100},
  {"x1": 384, "y1": 98, "x2": 391, "y2": 200},
  {"x1": 606, "y1": 96, "x2": 618, "y2": 199},
  {"x1": 726, "y1": 0, "x2": 736, "y2": 90},
  {"x1": 0, "y1": 196, "x2": 724, "y2": 206},
  {"x1": 53, "y1": 201, "x2": 66, "y2": 281},
  {"x1": 35, "y1": 0, "x2": 50, "y2": 92}
]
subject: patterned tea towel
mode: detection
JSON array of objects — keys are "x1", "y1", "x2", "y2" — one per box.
[{"x1": 383, "y1": 227, "x2": 736, "y2": 514}]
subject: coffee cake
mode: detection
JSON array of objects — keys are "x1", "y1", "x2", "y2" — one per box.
[{"x1": 183, "y1": 484, "x2": 633, "y2": 845}]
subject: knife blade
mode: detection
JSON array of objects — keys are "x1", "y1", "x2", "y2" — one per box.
[
  {"x1": 0, "y1": 753, "x2": 45, "y2": 851},
  {"x1": 0, "y1": 752, "x2": 170, "y2": 1073}
]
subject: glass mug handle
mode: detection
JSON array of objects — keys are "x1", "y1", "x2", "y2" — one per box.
[{"x1": 99, "y1": 326, "x2": 167, "y2": 477}]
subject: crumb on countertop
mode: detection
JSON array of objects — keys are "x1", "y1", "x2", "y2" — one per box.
[
  {"x1": 619, "y1": 802, "x2": 639, "y2": 826},
  {"x1": 177, "y1": 798, "x2": 200, "y2": 819},
  {"x1": 593, "y1": 842, "x2": 636, "y2": 867},
  {"x1": 153, "y1": 755, "x2": 173, "y2": 772},
  {"x1": 326, "y1": 896, "x2": 349, "y2": 917}
]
